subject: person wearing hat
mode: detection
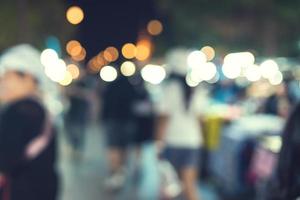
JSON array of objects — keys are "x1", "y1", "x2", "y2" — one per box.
[
  {"x1": 0, "y1": 44, "x2": 58, "y2": 200},
  {"x1": 155, "y1": 49, "x2": 209, "y2": 200}
]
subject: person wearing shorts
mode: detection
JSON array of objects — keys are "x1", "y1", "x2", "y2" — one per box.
[{"x1": 156, "y1": 49, "x2": 208, "y2": 200}]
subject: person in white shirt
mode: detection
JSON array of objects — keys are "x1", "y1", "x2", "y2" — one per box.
[{"x1": 155, "y1": 49, "x2": 208, "y2": 200}]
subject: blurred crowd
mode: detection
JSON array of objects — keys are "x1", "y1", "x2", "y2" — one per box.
[{"x1": 0, "y1": 44, "x2": 300, "y2": 200}]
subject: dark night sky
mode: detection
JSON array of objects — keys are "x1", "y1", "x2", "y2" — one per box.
[{"x1": 66, "y1": 0, "x2": 157, "y2": 60}]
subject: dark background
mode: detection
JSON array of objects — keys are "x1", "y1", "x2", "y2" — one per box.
[{"x1": 1, "y1": 0, "x2": 300, "y2": 58}]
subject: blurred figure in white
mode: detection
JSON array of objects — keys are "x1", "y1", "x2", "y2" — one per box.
[{"x1": 155, "y1": 49, "x2": 208, "y2": 200}]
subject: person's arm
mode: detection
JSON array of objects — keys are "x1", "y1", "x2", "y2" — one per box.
[
  {"x1": 155, "y1": 115, "x2": 169, "y2": 153},
  {"x1": 155, "y1": 115, "x2": 169, "y2": 141}
]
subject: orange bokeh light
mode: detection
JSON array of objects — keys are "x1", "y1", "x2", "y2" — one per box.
[
  {"x1": 66, "y1": 40, "x2": 83, "y2": 57},
  {"x1": 135, "y1": 39, "x2": 152, "y2": 61},
  {"x1": 147, "y1": 20, "x2": 163, "y2": 36},
  {"x1": 103, "y1": 46, "x2": 119, "y2": 62},
  {"x1": 201, "y1": 46, "x2": 215, "y2": 61},
  {"x1": 121, "y1": 43, "x2": 137, "y2": 59},
  {"x1": 71, "y1": 47, "x2": 86, "y2": 62}
]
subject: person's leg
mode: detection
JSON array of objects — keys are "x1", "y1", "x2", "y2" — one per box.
[
  {"x1": 180, "y1": 167, "x2": 200, "y2": 200},
  {"x1": 73, "y1": 123, "x2": 86, "y2": 152},
  {"x1": 107, "y1": 147, "x2": 125, "y2": 173}
]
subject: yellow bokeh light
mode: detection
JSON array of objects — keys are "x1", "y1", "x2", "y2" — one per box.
[
  {"x1": 59, "y1": 71, "x2": 73, "y2": 86},
  {"x1": 122, "y1": 43, "x2": 137, "y2": 59},
  {"x1": 103, "y1": 46, "x2": 119, "y2": 62},
  {"x1": 121, "y1": 61, "x2": 136, "y2": 76},
  {"x1": 67, "y1": 64, "x2": 80, "y2": 79},
  {"x1": 201, "y1": 46, "x2": 215, "y2": 61},
  {"x1": 66, "y1": 6, "x2": 84, "y2": 25},
  {"x1": 147, "y1": 20, "x2": 163, "y2": 36}
]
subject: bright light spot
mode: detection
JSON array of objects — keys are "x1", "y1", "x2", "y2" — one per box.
[
  {"x1": 120, "y1": 61, "x2": 136, "y2": 77},
  {"x1": 203, "y1": 62, "x2": 217, "y2": 81},
  {"x1": 66, "y1": 40, "x2": 84, "y2": 58},
  {"x1": 59, "y1": 71, "x2": 73, "y2": 86},
  {"x1": 147, "y1": 20, "x2": 163, "y2": 36},
  {"x1": 67, "y1": 64, "x2": 80, "y2": 79},
  {"x1": 122, "y1": 43, "x2": 137, "y2": 59},
  {"x1": 245, "y1": 65, "x2": 261, "y2": 82},
  {"x1": 224, "y1": 52, "x2": 255, "y2": 68},
  {"x1": 40, "y1": 49, "x2": 58, "y2": 66},
  {"x1": 71, "y1": 47, "x2": 86, "y2": 62},
  {"x1": 206, "y1": 72, "x2": 220, "y2": 84},
  {"x1": 269, "y1": 71, "x2": 283, "y2": 85},
  {"x1": 187, "y1": 51, "x2": 207, "y2": 68},
  {"x1": 103, "y1": 46, "x2": 119, "y2": 62},
  {"x1": 201, "y1": 46, "x2": 215, "y2": 61},
  {"x1": 259, "y1": 60, "x2": 279, "y2": 79},
  {"x1": 141, "y1": 64, "x2": 166, "y2": 84},
  {"x1": 87, "y1": 54, "x2": 107, "y2": 74},
  {"x1": 222, "y1": 63, "x2": 241, "y2": 79},
  {"x1": 44, "y1": 59, "x2": 67, "y2": 82},
  {"x1": 186, "y1": 75, "x2": 200, "y2": 87},
  {"x1": 66, "y1": 6, "x2": 84, "y2": 25},
  {"x1": 222, "y1": 52, "x2": 255, "y2": 79},
  {"x1": 189, "y1": 62, "x2": 216, "y2": 82},
  {"x1": 136, "y1": 39, "x2": 151, "y2": 61},
  {"x1": 100, "y1": 65, "x2": 118, "y2": 82},
  {"x1": 189, "y1": 68, "x2": 203, "y2": 83}
]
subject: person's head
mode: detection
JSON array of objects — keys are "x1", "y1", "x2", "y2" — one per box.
[
  {"x1": 0, "y1": 70, "x2": 39, "y2": 103},
  {"x1": 0, "y1": 44, "x2": 47, "y2": 103}
]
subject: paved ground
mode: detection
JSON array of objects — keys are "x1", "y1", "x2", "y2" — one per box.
[{"x1": 58, "y1": 123, "x2": 219, "y2": 200}]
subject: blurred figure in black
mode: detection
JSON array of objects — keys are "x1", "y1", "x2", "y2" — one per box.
[
  {"x1": 64, "y1": 74, "x2": 92, "y2": 159},
  {"x1": 0, "y1": 45, "x2": 58, "y2": 200},
  {"x1": 266, "y1": 103, "x2": 300, "y2": 200},
  {"x1": 130, "y1": 76, "x2": 155, "y2": 182},
  {"x1": 101, "y1": 73, "x2": 154, "y2": 190}
]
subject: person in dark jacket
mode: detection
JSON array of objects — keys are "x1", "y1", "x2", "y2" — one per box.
[
  {"x1": 266, "y1": 103, "x2": 300, "y2": 200},
  {"x1": 0, "y1": 44, "x2": 58, "y2": 200}
]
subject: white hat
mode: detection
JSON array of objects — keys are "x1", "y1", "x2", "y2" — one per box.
[
  {"x1": 0, "y1": 44, "x2": 63, "y2": 115},
  {"x1": 0, "y1": 44, "x2": 49, "y2": 88},
  {"x1": 165, "y1": 48, "x2": 190, "y2": 76}
]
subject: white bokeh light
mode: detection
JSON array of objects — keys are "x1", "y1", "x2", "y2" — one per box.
[
  {"x1": 206, "y1": 72, "x2": 220, "y2": 84},
  {"x1": 245, "y1": 65, "x2": 261, "y2": 82},
  {"x1": 222, "y1": 63, "x2": 241, "y2": 79},
  {"x1": 186, "y1": 74, "x2": 200, "y2": 87},
  {"x1": 59, "y1": 71, "x2": 73, "y2": 86},
  {"x1": 44, "y1": 59, "x2": 67, "y2": 82},
  {"x1": 141, "y1": 64, "x2": 166, "y2": 84},
  {"x1": 269, "y1": 71, "x2": 283, "y2": 85},
  {"x1": 120, "y1": 61, "x2": 136, "y2": 77},
  {"x1": 40, "y1": 49, "x2": 59, "y2": 66},
  {"x1": 187, "y1": 51, "x2": 207, "y2": 68},
  {"x1": 224, "y1": 52, "x2": 255, "y2": 68},
  {"x1": 202, "y1": 62, "x2": 217, "y2": 81},
  {"x1": 100, "y1": 65, "x2": 118, "y2": 82},
  {"x1": 259, "y1": 60, "x2": 279, "y2": 79}
]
